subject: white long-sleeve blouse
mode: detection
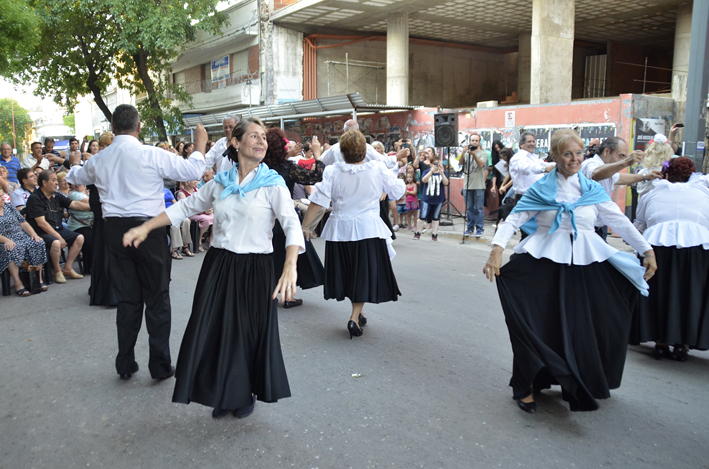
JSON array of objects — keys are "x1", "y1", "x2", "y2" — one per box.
[
  {"x1": 165, "y1": 167, "x2": 305, "y2": 255},
  {"x1": 634, "y1": 178, "x2": 709, "y2": 250},
  {"x1": 492, "y1": 172, "x2": 651, "y2": 265},
  {"x1": 310, "y1": 160, "x2": 405, "y2": 244}
]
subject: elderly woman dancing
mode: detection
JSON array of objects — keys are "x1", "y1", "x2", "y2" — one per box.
[
  {"x1": 483, "y1": 129, "x2": 657, "y2": 413},
  {"x1": 631, "y1": 157, "x2": 709, "y2": 361},
  {"x1": 301, "y1": 130, "x2": 405, "y2": 339},
  {"x1": 124, "y1": 117, "x2": 304, "y2": 419}
]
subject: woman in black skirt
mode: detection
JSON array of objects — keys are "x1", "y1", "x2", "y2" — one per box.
[
  {"x1": 263, "y1": 128, "x2": 325, "y2": 308},
  {"x1": 631, "y1": 157, "x2": 709, "y2": 361},
  {"x1": 483, "y1": 129, "x2": 657, "y2": 413},
  {"x1": 301, "y1": 130, "x2": 405, "y2": 339},
  {"x1": 123, "y1": 116, "x2": 304, "y2": 418}
]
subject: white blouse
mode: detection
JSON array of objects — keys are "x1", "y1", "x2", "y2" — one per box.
[
  {"x1": 310, "y1": 160, "x2": 405, "y2": 256},
  {"x1": 165, "y1": 167, "x2": 305, "y2": 255},
  {"x1": 492, "y1": 172, "x2": 651, "y2": 265},
  {"x1": 634, "y1": 178, "x2": 709, "y2": 250}
]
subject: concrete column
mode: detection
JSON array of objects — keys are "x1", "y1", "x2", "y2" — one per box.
[
  {"x1": 517, "y1": 33, "x2": 531, "y2": 103},
  {"x1": 530, "y1": 0, "x2": 575, "y2": 104},
  {"x1": 672, "y1": 2, "x2": 692, "y2": 122},
  {"x1": 386, "y1": 11, "x2": 409, "y2": 106}
]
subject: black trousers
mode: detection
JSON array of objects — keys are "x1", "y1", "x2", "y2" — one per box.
[{"x1": 105, "y1": 217, "x2": 172, "y2": 377}]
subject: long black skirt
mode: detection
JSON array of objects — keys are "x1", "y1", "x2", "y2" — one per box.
[
  {"x1": 630, "y1": 245, "x2": 709, "y2": 350},
  {"x1": 496, "y1": 253, "x2": 640, "y2": 412},
  {"x1": 172, "y1": 249, "x2": 291, "y2": 411},
  {"x1": 88, "y1": 187, "x2": 117, "y2": 307},
  {"x1": 272, "y1": 220, "x2": 324, "y2": 290},
  {"x1": 324, "y1": 238, "x2": 400, "y2": 304}
]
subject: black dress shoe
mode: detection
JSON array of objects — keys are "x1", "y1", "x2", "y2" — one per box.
[
  {"x1": 234, "y1": 395, "x2": 256, "y2": 419},
  {"x1": 348, "y1": 320, "x2": 363, "y2": 339},
  {"x1": 283, "y1": 299, "x2": 303, "y2": 308},
  {"x1": 119, "y1": 363, "x2": 139, "y2": 380},
  {"x1": 672, "y1": 345, "x2": 689, "y2": 362},
  {"x1": 517, "y1": 399, "x2": 537, "y2": 413},
  {"x1": 153, "y1": 366, "x2": 176, "y2": 380}
]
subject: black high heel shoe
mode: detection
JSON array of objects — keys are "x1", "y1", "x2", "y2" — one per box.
[
  {"x1": 347, "y1": 320, "x2": 363, "y2": 339},
  {"x1": 358, "y1": 314, "x2": 367, "y2": 327},
  {"x1": 672, "y1": 345, "x2": 689, "y2": 362},
  {"x1": 517, "y1": 399, "x2": 537, "y2": 413},
  {"x1": 654, "y1": 344, "x2": 671, "y2": 360}
]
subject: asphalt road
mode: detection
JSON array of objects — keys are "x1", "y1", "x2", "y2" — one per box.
[{"x1": 1, "y1": 234, "x2": 708, "y2": 468}]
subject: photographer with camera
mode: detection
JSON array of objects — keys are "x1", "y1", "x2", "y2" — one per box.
[
  {"x1": 413, "y1": 154, "x2": 448, "y2": 241},
  {"x1": 457, "y1": 133, "x2": 488, "y2": 237}
]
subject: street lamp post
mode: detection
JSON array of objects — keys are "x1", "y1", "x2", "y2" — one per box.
[{"x1": 10, "y1": 97, "x2": 17, "y2": 153}]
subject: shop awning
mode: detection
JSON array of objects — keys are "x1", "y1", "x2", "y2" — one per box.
[{"x1": 182, "y1": 93, "x2": 417, "y2": 129}]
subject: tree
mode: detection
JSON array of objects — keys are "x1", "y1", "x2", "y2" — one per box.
[
  {"x1": 5, "y1": 0, "x2": 228, "y2": 141},
  {"x1": 0, "y1": 98, "x2": 33, "y2": 147},
  {"x1": 63, "y1": 113, "x2": 75, "y2": 133},
  {"x1": 0, "y1": 0, "x2": 41, "y2": 76},
  {"x1": 109, "y1": 0, "x2": 227, "y2": 140}
]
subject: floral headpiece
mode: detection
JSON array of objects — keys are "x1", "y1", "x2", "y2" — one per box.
[
  {"x1": 653, "y1": 133, "x2": 668, "y2": 145},
  {"x1": 662, "y1": 160, "x2": 671, "y2": 171}
]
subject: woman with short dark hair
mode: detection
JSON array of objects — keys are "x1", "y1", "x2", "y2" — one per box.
[
  {"x1": 301, "y1": 130, "x2": 405, "y2": 339},
  {"x1": 631, "y1": 157, "x2": 709, "y2": 361},
  {"x1": 484, "y1": 129, "x2": 657, "y2": 413}
]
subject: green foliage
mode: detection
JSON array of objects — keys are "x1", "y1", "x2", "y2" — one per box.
[
  {"x1": 0, "y1": 98, "x2": 33, "y2": 147},
  {"x1": 63, "y1": 113, "x2": 75, "y2": 133},
  {"x1": 7, "y1": 0, "x2": 228, "y2": 140},
  {"x1": 0, "y1": 0, "x2": 41, "y2": 76}
]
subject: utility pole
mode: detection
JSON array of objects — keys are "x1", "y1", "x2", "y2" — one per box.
[{"x1": 683, "y1": 0, "x2": 709, "y2": 172}]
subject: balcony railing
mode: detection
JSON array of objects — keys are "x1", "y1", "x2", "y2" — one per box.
[{"x1": 182, "y1": 71, "x2": 260, "y2": 95}]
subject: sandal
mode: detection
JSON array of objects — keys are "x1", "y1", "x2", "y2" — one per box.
[
  {"x1": 181, "y1": 247, "x2": 194, "y2": 257},
  {"x1": 39, "y1": 282, "x2": 48, "y2": 292},
  {"x1": 172, "y1": 250, "x2": 183, "y2": 260},
  {"x1": 16, "y1": 288, "x2": 30, "y2": 297}
]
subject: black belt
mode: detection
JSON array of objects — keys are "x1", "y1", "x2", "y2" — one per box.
[{"x1": 105, "y1": 216, "x2": 152, "y2": 223}]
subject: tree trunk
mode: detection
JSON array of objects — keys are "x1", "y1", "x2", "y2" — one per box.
[
  {"x1": 133, "y1": 50, "x2": 168, "y2": 141},
  {"x1": 87, "y1": 77, "x2": 113, "y2": 123}
]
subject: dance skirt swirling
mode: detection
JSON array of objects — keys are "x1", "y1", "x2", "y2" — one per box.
[
  {"x1": 272, "y1": 220, "x2": 324, "y2": 290},
  {"x1": 496, "y1": 253, "x2": 639, "y2": 412},
  {"x1": 630, "y1": 245, "x2": 709, "y2": 350},
  {"x1": 172, "y1": 249, "x2": 291, "y2": 410},
  {"x1": 324, "y1": 238, "x2": 400, "y2": 304}
]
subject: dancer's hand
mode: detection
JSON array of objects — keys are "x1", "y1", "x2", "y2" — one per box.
[
  {"x1": 123, "y1": 225, "x2": 149, "y2": 248},
  {"x1": 483, "y1": 246, "x2": 503, "y2": 282},
  {"x1": 642, "y1": 250, "x2": 657, "y2": 281},
  {"x1": 273, "y1": 264, "x2": 298, "y2": 301},
  {"x1": 302, "y1": 227, "x2": 311, "y2": 242}
]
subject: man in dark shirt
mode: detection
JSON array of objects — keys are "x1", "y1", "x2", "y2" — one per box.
[
  {"x1": 26, "y1": 170, "x2": 90, "y2": 283},
  {"x1": 43, "y1": 137, "x2": 67, "y2": 172}
]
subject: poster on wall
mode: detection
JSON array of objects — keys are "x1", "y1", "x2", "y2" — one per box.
[
  {"x1": 211, "y1": 56, "x2": 230, "y2": 89},
  {"x1": 634, "y1": 118, "x2": 666, "y2": 151}
]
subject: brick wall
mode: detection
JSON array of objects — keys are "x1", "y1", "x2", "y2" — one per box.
[
  {"x1": 274, "y1": 0, "x2": 298, "y2": 10},
  {"x1": 248, "y1": 45, "x2": 260, "y2": 76}
]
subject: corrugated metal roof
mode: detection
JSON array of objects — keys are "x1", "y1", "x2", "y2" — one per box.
[{"x1": 182, "y1": 93, "x2": 417, "y2": 128}]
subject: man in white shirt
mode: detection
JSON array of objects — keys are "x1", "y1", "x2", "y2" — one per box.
[
  {"x1": 580, "y1": 136, "x2": 661, "y2": 240},
  {"x1": 67, "y1": 104, "x2": 206, "y2": 381},
  {"x1": 21, "y1": 142, "x2": 52, "y2": 171},
  {"x1": 509, "y1": 132, "x2": 556, "y2": 201},
  {"x1": 204, "y1": 114, "x2": 239, "y2": 174},
  {"x1": 320, "y1": 119, "x2": 402, "y2": 169}
]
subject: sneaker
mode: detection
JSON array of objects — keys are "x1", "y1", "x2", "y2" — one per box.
[
  {"x1": 392, "y1": 224, "x2": 399, "y2": 232},
  {"x1": 413, "y1": 232, "x2": 421, "y2": 240},
  {"x1": 432, "y1": 234, "x2": 438, "y2": 241},
  {"x1": 475, "y1": 229, "x2": 484, "y2": 238},
  {"x1": 464, "y1": 230, "x2": 473, "y2": 236}
]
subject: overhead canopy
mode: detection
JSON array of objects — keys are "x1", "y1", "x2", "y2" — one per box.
[{"x1": 182, "y1": 92, "x2": 417, "y2": 128}]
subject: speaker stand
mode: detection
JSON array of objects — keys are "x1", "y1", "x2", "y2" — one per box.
[{"x1": 440, "y1": 146, "x2": 463, "y2": 225}]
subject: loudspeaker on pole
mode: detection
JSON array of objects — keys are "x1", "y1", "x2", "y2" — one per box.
[{"x1": 434, "y1": 113, "x2": 458, "y2": 147}]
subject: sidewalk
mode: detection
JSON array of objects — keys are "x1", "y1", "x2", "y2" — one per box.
[{"x1": 397, "y1": 213, "x2": 635, "y2": 253}]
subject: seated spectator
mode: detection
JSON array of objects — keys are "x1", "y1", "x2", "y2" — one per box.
[
  {"x1": 80, "y1": 137, "x2": 99, "y2": 161},
  {"x1": 177, "y1": 180, "x2": 213, "y2": 252},
  {"x1": 98, "y1": 132, "x2": 113, "y2": 151},
  {"x1": 0, "y1": 142, "x2": 21, "y2": 184},
  {"x1": 25, "y1": 170, "x2": 90, "y2": 283},
  {"x1": 196, "y1": 169, "x2": 214, "y2": 189},
  {"x1": 42, "y1": 137, "x2": 67, "y2": 171},
  {"x1": 0, "y1": 166, "x2": 18, "y2": 204},
  {"x1": 56, "y1": 172, "x2": 71, "y2": 197},
  {"x1": 67, "y1": 183, "x2": 94, "y2": 275},
  {"x1": 22, "y1": 142, "x2": 52, "y2": 171},
  {"x1": 0, "y1": 188, "x2": 48, "y2": 296},
  {"x1": 182, "y1": 141, "x2": 195, "y2": 159},
  {"x1": 11, "y1": 168, "x2": 37, "y2": 211},
  {"x1": 164, "y1": 187, "x2": 193, "y2": 259}
]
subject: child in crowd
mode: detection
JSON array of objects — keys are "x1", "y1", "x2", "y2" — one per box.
[
  {"x1": 404, "y1": 173, "x2": 419, "y2": 229},
  {"x1": 414, "y1": 154, "x2": 448, "y2": 241},
  {"x1": 396, "y1": 174, "x2": 407, "y2": 228}
]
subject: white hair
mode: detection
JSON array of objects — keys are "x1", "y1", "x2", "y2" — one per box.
[
  {"x1": 371, "y1": 141, "x2": 384, "y2": 151},
  {"x1": 343, "y1": 119, "x2": 359, "y2": 132},
  {"x1": 223, "y1": 114, "x2": 239, "y2": 124}
]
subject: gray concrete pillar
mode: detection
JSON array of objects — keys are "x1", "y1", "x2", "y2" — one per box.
[
  {"x1": 517, "y1": 33, "x2": 531, "y2": 103},
  {"x1": 386, "y1": 11, "x2": 409, "y2": 106},
  {"x1": 530, "y1": 0, "x2": 575, "y2": 104},
  {"x1": 672, "y1": 2, "x2": 692, "y2": 122}
]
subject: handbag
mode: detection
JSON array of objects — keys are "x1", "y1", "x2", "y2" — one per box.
[{"x1": 20, "y1": 263, "x2": 42, "y2": 295}]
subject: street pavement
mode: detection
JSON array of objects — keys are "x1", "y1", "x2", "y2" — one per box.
[{"x1": 1, "y1": 229, "x2": 708, "y2": 468}]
